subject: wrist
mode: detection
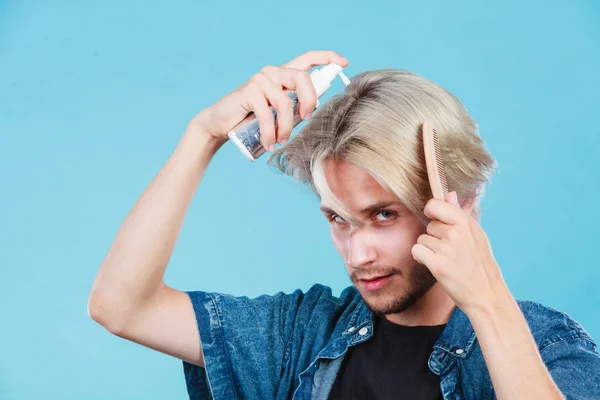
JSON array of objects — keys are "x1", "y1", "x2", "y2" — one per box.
[
  {"x1": 464, "y1": 282, "x2": 517, "y2": 322},
  {"x1": 187, "y1": 108, "x2": 225, "y2": 141},
  {"x1": 184, "y1": 113, "x2": 228, "y2": 151},
  {"x1": 177, "y1": 125, "x2": 227, "y2": 164},
  {"x1": 466, "y1": 293, "x2": 524, "y2": 345}
]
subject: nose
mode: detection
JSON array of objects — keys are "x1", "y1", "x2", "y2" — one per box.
[{"x1": 346, "y1": 228, "x2": 377, "y2": 269}]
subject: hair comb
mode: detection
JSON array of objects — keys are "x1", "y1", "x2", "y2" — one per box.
[{"x1": 422, "y1": 121, "x2": 449, "y2": 200}]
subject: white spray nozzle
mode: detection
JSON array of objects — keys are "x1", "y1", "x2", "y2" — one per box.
[
  {"x1": 338, "y1": 71, "x2": 351, "y2": 85},
  {"x1": 310, "y1": 62, "x2": 351, "y2": 99}
]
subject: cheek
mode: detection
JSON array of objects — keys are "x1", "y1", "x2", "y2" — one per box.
[
  {"x1": 329, "y1": 223, "x2": 423, "y2": 259},
  {"x1": 377, "y1": 229, "x2": 416, "y2": 253},
  {"x1": 330, "y1": 230, "x2": 347, "y2": 256},
  {"x1": 377, "y1": 219, "x2": 426, "y2": 258}
]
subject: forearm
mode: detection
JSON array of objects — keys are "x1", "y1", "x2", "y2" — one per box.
[
  {"x1": 88, "y1": 125, "x2": 225, "y2": 329},
  {"x1": 468, "y1": 289, "x2": 564, "y2": 400}
]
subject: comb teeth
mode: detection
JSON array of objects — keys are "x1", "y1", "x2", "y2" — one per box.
[{"x1": 432, "y1": 128, "x2": 449, "y2": 197}]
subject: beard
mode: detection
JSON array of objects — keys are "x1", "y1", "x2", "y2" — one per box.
[{"x1": 357, "y1": 262, "x2": 437, "y2": 315}]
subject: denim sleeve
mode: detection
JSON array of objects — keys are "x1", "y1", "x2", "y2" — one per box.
[
  {"x1": 541, "y1": 333, "x2": 600, "y2": 399},
  {"x1": 181, "y1": 286, "x2": 310, "y2": 400}
]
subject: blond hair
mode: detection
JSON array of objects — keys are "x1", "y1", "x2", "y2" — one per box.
[{"x1": 267, "y1": 69, "x2": 497, "y2": 226}]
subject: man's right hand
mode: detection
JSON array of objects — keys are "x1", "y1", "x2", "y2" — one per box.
[
  {"x1": 88, "y1": 50, "x2": 348, "y2": 370},
  {"x1": 188, "y1": 50, "x2": 349, "y2": 152}
]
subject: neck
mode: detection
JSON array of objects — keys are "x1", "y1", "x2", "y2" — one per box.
[{"x1": 384, "y1": 282, "x2": 455, "y2": 326}]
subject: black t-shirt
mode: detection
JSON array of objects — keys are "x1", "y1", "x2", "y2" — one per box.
[{"x1": 328, "y1": 314, "x2": 446, "y2": 400}]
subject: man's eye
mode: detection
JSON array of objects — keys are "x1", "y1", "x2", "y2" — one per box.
[
  {"x1": 375, "y1": 210, "x2": 396, "y2": 221},
  {"x1": 330, "y1": 214, "x2": 345, "y2": 223}
]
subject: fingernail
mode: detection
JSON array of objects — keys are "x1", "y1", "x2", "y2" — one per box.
[
  {"x1": 280, "y1": 139, "x2": 288, "y2": 145},
  {"x1": 268, "y1": 144, "x2": 274, "y2": 152},
  {"x1": 305, "y1": 112, "x2": 313, "y2": 120}
]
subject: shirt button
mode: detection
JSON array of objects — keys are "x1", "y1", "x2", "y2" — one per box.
[
  {"x1": 347, "y1": 327, "x2": 355, "y2": 332},
  {"x1": 358, "y1": 327, "x2": 369, "y2": 336},
  {"x1": 455, "y1": 349, "x2": 464, "y2": 355}
]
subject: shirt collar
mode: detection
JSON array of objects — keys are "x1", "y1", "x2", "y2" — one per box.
[{"x1": 346, "y1": 288, "x2": 477, "y2": 369}]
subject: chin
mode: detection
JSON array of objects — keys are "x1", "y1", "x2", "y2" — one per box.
[
  {"x1": 357, "y1": 284, "x2": 404, "y2": 312},
  {"x1": 362, "y1": 295, "x2": 402, "y2": 316},
  {"x1": 359, "y1": 279, "x2": 436, "y2": 316}
]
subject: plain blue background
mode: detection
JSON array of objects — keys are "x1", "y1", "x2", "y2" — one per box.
[{"x1": 1, "y1": 1, "x2": 599, "y2": 399}]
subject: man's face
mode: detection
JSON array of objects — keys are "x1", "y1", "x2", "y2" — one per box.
[{"x1": 320, "y1": 159, "x2": 437, "y2": 316}]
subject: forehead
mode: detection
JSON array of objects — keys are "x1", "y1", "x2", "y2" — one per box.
[{"x1": 321, "y1": 159, "x2": 402, "y2": 213}]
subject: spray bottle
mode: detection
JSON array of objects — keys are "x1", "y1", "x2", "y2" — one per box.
[{"x1": 228, "y1": 62, "x2": 351, "y2": 161}]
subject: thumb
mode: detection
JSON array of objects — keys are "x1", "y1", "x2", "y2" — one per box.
[{"x1": 445, "y1": 191, "x2": 460, "y2": 207}]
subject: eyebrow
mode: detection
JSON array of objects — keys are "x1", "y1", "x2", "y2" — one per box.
[{"x1": 320, "y1": 200, "x2": 404, "y2": 216}]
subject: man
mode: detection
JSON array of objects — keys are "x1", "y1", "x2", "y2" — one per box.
[{"x1": 88, "y1": 50, "x2": 600, "y2": 399}]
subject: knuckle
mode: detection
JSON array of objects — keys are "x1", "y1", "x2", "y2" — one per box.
[
  {"x1": 256, "y1": 113, "x2": 271, "y2": 129},
  {"x1": 426, "y1": 223, "x2": 435, "y2": 234},
  {"x1": 296, "y1": 69, "x2": 309, "y2": 80},
  {"x1": 260, "y1": 65, "x2": 276, "y2": 74},
  {"x1": 447, "y1": 227, "x2": 458, "y2": 240},
  {"x1": 435, "y1": 267, "x2": 447, "y2": 279},
  {"x1": 439, "y1": 242, "x2": 452, "y2": 253},
  {"x1": 259, "y1": 104, "x2": 274, "y2": 119},
  {"x1": 244, "y1": 80, "x2": 259, "y2": 94},
  {"x1": 271, "y1": 95, "x2": 291, "y2": 111},
  {"x1": 267, "y1": 95, "x2": 281, "y2": 107},
  {"x1": 298, "y1": 69, "x2": 309, "y2": 77},
  {"x1": 251, "y1": 72, "x2": 266, "y2": 84},
  {"x1": 424, "y1": 200, "x2": 434, "y2": 212}
]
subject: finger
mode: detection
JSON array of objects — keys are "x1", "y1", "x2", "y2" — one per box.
[
  {"x1": 411, "y1": 244, "x2": 440, "y2": 275},
  {"x1": 426, "y1": 221, "x2": 452, "y2": 240},
  {"x1": 424, "y1": 198, "x2": 465, "y2": 226},
  {"x1": 290, "y1": 69, "x2": 318, "y2": 119},
  {"x1": 263, "y1": 67, "x2": 318, "y2": 120},
  {"x1": 252, "y1": 71, "x2": 294, "y2": 145},
  {"x1": 445, "y1": 191, "x2": 460, "y2": 207},
  {"x1": 242, "y1": 80, "x2": 276, "y2": 151},
  {"x1": 282, "y1": 50, "x2": 349, "y2": 71},
  {"x1": 261, "y1": 66, "x2": 296, "y2": 92},
  {"x1": 417, "y1": 234, "x2": 443, "y2": 254},
  {"x1": 467, "y1": 216, "x2": 491, "y2": 250},
  {"x1": 255, "y1": 72, "x2": 294, "y2": 151}
]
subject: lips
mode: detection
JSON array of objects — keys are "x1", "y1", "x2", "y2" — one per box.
[
  {"x1": 359, "y1": 274, "x2": 393, "y2": 291},
  {"x1": 360, "y1": 274, "x2": 391, "y2": 282}
]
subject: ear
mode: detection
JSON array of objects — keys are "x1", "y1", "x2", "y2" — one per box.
[
  {"x1": 444, "y1": 192, "x2": 476, "y2": 215},
  {"x1": 461, "y1": 198, "x2": 476, "y2": 215}
]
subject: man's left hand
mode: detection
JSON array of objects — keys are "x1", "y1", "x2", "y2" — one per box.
[{"x1": 411, "y1": 191, "x2": 511, "y2": 314}]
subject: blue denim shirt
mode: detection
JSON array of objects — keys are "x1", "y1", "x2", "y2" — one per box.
[{"x1": 182, "y1": 284, "x2": 600, "y2": 399}]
